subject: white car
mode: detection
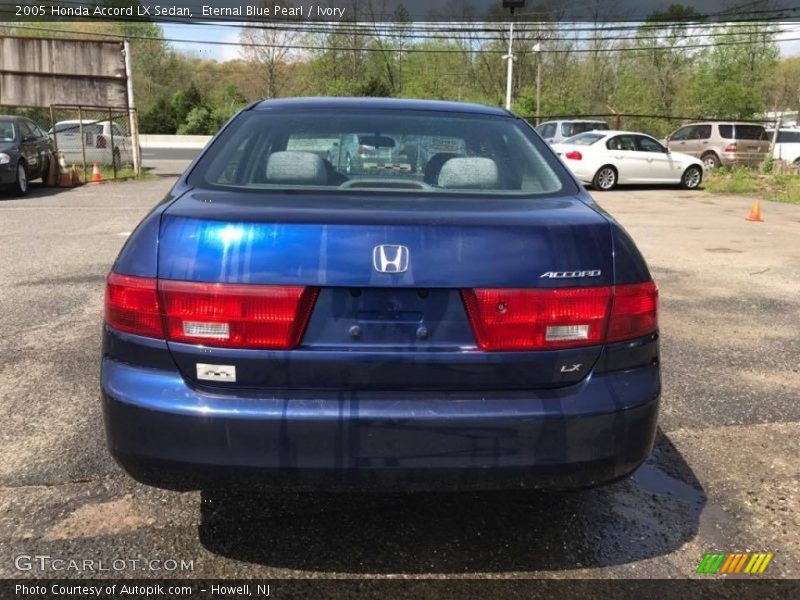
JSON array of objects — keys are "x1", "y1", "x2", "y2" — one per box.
[
  {"x1": 552, "y1": 130, "x2": 704, "y2": 190},
  {"x1": 49, "y1": 120, "x2": 133, "y2": 169},
  {"x1": 766, "y1": 129, "x2": 800, "y2": 164}
]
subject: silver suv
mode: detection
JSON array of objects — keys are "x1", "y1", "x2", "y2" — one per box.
[
  {"x1": 535, "y1": 120, "x2": 609, "y2": 144},
  {"x1": 665, "y1": 122, "x2": 769, "y2": 170}
]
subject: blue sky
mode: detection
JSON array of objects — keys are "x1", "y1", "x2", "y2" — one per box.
[{"x1": 162, "y1": 22, "x2": 800, "y2": 63}]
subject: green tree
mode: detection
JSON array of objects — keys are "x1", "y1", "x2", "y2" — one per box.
[{"x1": 689, "y1": 23, "x2": 779, "y2": 118}]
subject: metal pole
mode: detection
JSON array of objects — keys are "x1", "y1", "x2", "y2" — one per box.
[
  {"x1": 504, "y1": 18, "x2": 515, "y2": 111},
  {"x1": 535, "y1": 47, "x2": 541, "y2": 125},
  {"x1": 770, "y1": 112, "x2": 782, "y2": 162},
  {"x1": 123, "y1": 40, "x2": 141, "y2": 175},
  {"x1": 109, "y1": 107, "x2": 117, "y2": 180},
  {"x1": 78, "y1": 106, "x2": 87, "y2": 183}
]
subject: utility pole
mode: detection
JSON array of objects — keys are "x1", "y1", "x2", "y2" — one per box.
[
  {"x1": 123, "y1": 40, "x2": 141, "y2": 176},
  {"x1": 504, "y1": 19, "x2": 515, "y2": 110},
  {"x1": 502, "y1": 1, "x2": 525, "y2": 111}
]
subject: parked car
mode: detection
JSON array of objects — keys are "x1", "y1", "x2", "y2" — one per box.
[
  {"x1": 535, "y1": 119, "x2": 609, "y2": 144},
  {"x1": 0, "y1": 115, "x2": 53, "y2": 197},
  {"x1": 665, "y1": 122, "x2": 769, "y2": 170},
  {"x1": 102, "y1": 97, "x2": 659, "y2": 492},
  {"x1": 765, "y1": 128, "x2": 800, "y2": 164},
  {"x1": 553, "y1": 130, "x2": 703, "y2": 190},
  {"x1": 327, "y1": 133, "x2": 412, "y2": 175},
  {"x1": 49, "y1": 120, "x2": 133, "y2": 169}
]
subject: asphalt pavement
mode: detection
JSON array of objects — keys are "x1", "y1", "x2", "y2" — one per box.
[{"x1": 0, "y1": 180, "x2": 798, "y2": 580}]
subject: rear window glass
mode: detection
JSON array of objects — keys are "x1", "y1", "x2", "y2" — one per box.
[
  {"x1": 0, "y1": 119, "x2": 16, "y2": 142},
  {"x1": 189, "y1": 109, "x2": 572, "y2": 197},
  {"x1": 561, "y1": 122, "x2": 608, "y2": 137},
  {"x1": 53, "y1": 123, "x2": 103, "y2": 135},
  {"x1": 735, "y1": 125, "x2": 768, "y2": 140},
  {"x1": 564, "y1": 133, "x2": 605, "y2": 146},
  {"x1": 718, "y1": 125, "x2": 733, "y2": 139}
]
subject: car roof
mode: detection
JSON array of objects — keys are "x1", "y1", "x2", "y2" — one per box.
[
  {"x1": 569, "y1": 130, "x2": 653, "y2": 137},
  {"x1": 55, "y1": 120, "x2": 109, "y2": 125},
  {"x1": 250, "y1": 97, "x2": 511, "y2": 117},
  {"x1": 678, "y1": 122, "x2": 764, "y2": 127}
]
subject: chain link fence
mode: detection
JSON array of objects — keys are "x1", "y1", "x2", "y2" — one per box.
[{"x1": 48, "y1": 104, "x2": 139, "y2": 182}]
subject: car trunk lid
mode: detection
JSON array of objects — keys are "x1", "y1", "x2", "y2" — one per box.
[{"x1": 157, "y1": 191, "x2": 614, "y2": 390}]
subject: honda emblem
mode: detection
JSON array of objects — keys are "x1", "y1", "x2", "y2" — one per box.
[{"x1": 373, "y1": 245, "x2": 410, "y2": 273}]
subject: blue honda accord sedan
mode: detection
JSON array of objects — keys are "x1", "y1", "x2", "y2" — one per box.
[{"x1": 102, "y1": 98, "x2": 659, "y2": 491}]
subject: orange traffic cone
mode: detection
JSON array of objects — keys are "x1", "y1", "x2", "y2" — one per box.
[
  {"x1": 746, "y1": 199, "x2": 764, "y2": 222},
  {"x1": 57, "y1": 153, "x2": 72, "y2": 187},
  {"x1": 90, "y1": 162, "x2": 103, "y2": 183}
]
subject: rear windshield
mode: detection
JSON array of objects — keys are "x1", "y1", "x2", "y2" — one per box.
[
  {"x1": 563, "y1": 133, "x2": 605, "y2": 146},
  {"x1": 561, "y1": 122, "x2": 609, "y2": 137},
  {"x1": 0, "y1": 119, "x2": 15, "y2": 142},
  {"x1": 719, "y1": 124, "x2": 768, "y2": 140},
  {"x1": 188, "y1": 109, "x2": 572, "y2": 197}
]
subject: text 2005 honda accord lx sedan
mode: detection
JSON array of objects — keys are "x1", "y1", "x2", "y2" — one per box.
[{"x1": 102, "y1": 98, "x2": 659, "y2": 491}]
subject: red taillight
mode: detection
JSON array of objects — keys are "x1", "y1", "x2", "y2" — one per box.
[
  {"x1": 565, "y1": 150, "x2": 583, "y2": 160},
  {"x1": 104, "y1": 274, "x2": 319, "y2": 349},
  {"x1": 105, "y1": 273, "x2": 163, "y2": 338},
  {"x1": 461, "y1": 287, "x2": 613, "y2": 351},
  {"x1": 159, "y1": 281, "x2": 318, "y2": 349},
  {"x1": 606, "y1": 281, "x2": 658, "y2": 343},
  {"x1": 724, "y1": 143, "x2": 737, "y2": 153},
  {"x1": 96, "y1": 135, "x2": 107, "y2": 149},
  {"x1": 462, "y1": 282, "x2": 657, "y2": 351}
]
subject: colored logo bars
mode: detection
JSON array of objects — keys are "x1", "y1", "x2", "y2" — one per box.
[{"x1": 696, "y1": 552, "x2": 774, "y2": 575}]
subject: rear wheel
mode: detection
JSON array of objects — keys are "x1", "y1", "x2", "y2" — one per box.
[
  {"x1": 680, "y1": 165, "x2": 703, "y2": 189},
  {"x1": 592, "y1": 165, "x2": 617, "y2": 191},
  {"x1": 345, "y1": 153, "x2": 352, "y2": 175},
  {"x1": 701, "y1": 152, "x2": 720, "y2": 170},
  {"x1": 12, "y1": 161, "x2": 28, "y2": 196}
]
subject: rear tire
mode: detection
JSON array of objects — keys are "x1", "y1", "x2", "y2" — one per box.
[
  {"x1": 680, "y1": 165, "x2": 703, "y2": 189},
  {"x1": 12, "y1": 161, "x2": 28, "y2": 196},
  {"x1": 701, "y1": 152, "x2": 720, "y2": 170},
  {"x1": 592, "y1": 165, "x2": 617, "y2": 191}
]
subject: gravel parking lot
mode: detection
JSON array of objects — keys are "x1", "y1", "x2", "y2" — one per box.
[{"x1": 0, "y1": 180, "x2": 798, "y2": 580}]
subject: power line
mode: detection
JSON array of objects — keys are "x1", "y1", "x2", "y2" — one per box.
[{"x1": 4, "y1": 21, "x2": 789, "y2": 55}]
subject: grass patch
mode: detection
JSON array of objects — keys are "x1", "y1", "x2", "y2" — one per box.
[
  {"x1": 67, "y1": 164, "x2": 156, "y2": 183},
  {"x1": 704, "y1": 167, "x2": 800, "y2": 204}
]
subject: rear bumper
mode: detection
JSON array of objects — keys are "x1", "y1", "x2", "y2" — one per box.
[
  {"x1": 102, "y1": 357, "x2": 660, "y2": 491},
  {"x1": 720, "y1": 153, "x2": 766, "y2": 167}
]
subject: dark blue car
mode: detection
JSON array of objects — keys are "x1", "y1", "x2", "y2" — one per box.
[{"x1": 102, "y1": 98, "x2": 659, "y2": 491}]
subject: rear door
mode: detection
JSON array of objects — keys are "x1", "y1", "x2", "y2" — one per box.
[{"x1": 605, "y1": 134, "x2": 641, "y2": 182}]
